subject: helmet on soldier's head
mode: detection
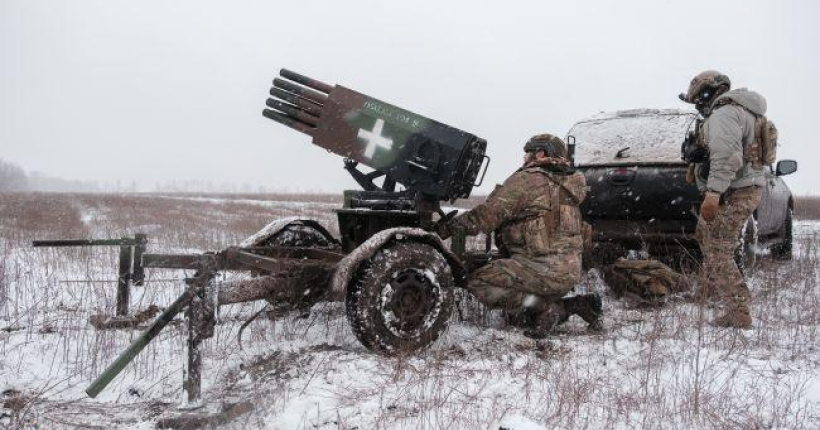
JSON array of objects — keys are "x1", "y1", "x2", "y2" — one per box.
[
  {"x1": 524, "y1": 133, "x2": 567, "y2": 158},
  {"x1": 679, "y1": 70, "x2": 731, "y2": 104}
]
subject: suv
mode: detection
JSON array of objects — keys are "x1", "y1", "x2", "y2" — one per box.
[{"x1": 567, "y1": 108, "x2": 797, "y2": 266}]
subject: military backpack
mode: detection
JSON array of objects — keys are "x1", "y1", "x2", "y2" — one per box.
[
  {"x1": 714, "y1": 97, "x2": 778, "y2": 167},
  {"x1": 601, "y1": 258, "x2": 686, "y2": 304}
]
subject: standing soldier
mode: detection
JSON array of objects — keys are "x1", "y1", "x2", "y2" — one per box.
[
  {"x1": 437, "y1": 134, "x2": 602, "y2": 338},
  {"x1": 679, "y1": 70, "x2": 768, "y2": 328}
]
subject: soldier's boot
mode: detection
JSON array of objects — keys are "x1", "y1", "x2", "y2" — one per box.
[
  {"x1": 523, "y1": 301, "x2": 568, "y2": 339},
  {"x1": 713, "y1": 289, "x2": 753, "y2": 329},
  {"x1": 562, "y1": 293, "x2": 604, "y2": 331},
  {"x1": 713, "y1": 302, "x2": 752, "y2": 328},
  {"x1": 504, "y1": 308, "x2": 536, "y2": 329},
  {"x1": 713, "y1": 282, "x2": 753, "y2": 328}
]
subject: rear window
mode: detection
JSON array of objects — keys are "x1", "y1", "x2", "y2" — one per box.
[{"x1": 568, "y1": 109, "x2": 697, "y2": 166}]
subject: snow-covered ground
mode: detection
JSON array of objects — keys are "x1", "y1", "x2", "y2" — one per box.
[{"x1": 0, "y1": 195, "x2": 818, "y2": 429}]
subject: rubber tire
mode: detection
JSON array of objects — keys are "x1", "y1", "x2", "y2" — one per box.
[
  {"x1": 262, "y1": 223, "x2": 335, "y2": 248},
  {"x1": 346, "y1": 241, "x2": 454, "y2": 355},
  {"x1": 734, "y1": 216, "x2": 758, "y2": 276},
  {"x1": 770, "y1": 208, "x2": 793, "y2": 261},
  {"x1": 586, "y1": 242, "x2": 627, "y2": 269},
  {"x1": 261, "y1": 222, "x2": 337, "y2": 311}
]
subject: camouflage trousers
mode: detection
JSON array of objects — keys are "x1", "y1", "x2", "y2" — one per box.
[
  {"x1": 466, "y1": 252, "x2": 580, "y2": 311},
  {"x1": 695, "y1": 186, "x2": 763, "y2": 306}
]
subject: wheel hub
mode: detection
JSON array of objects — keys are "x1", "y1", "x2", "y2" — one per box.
[{"x1": 382, "y1": 269, "x2": 439, "y2": 336}]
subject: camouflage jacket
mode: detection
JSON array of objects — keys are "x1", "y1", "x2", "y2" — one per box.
[{"x1": 450, "y1": 163, "x2": 587, "y2": 257}]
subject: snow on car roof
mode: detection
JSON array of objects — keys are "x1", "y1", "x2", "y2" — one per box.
[{"x1": 568, "y1": 108, "x2": 698, "y2": 166}]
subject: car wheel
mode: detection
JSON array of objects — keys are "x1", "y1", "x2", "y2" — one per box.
[
  {"x1": 770, "y1": 208, "x2": 793, "y2": 261},
  {"x1": 587, "y1": 242, "x2": 627, "y2": 268},
  {"x1": 346, "y1": 241, "x2": 454, "y2": 355},
  {"x1": 734, "y1": 216, "x2": 758, "y2": 275}
]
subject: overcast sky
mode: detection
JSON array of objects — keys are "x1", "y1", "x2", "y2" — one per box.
[{"x1": 1, "y1": 0, "x2": 818, "y2": 195}]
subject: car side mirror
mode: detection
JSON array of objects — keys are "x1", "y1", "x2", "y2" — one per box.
[{"x1": 776, "y1": 159, "x2": 797, "y2": 176}]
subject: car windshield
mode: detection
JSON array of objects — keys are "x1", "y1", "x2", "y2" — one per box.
[{"x1": 569, "y1": 109, "x2": 698, "y2": 166}]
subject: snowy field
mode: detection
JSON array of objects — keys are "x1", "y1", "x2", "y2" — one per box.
[{"x1": 0, "y1": 193, "x2": 818, "y2": 430}]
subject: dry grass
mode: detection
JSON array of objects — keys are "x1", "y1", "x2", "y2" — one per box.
[
  {"x1": 795, "y1": 196, "x2": 820, "y2": 220},
  {"x1": 0, "y1": 192, "x2": 339, "y2": 251},
  {"x1": 142, "y1": 192, "x2": 342, "y2": 204},
  {"x1": 0, "y1": 192, "x2": 818, "y2": 429}
]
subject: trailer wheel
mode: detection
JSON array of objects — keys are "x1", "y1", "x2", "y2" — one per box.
[
  {"x1": 259, "y1": 222, "x2": 338, "y2": 311},
  {"x1": 261, "y1": 222, "x2": 337, "y2": 249},
  {"x1": 346, "y1": 241, "x2": 454, "y2": 355}
]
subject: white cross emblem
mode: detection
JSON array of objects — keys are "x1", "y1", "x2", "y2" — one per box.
[{"x1": 357, "y1": 119, "x2": 393, "y2": 159}]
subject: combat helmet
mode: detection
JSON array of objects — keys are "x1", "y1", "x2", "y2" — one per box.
[
  {"x1": 679, "y1": 70, "x2": 731, "y2": 105},
  {"x1": 524, "y1": 133, "x2": 567, "y2": 158}
]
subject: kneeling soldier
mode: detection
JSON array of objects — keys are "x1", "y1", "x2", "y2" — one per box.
[{"x1": 438, "y1": 134, "x2": 602, "y2": 337}]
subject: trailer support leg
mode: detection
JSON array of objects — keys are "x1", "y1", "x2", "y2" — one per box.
[
  {"x1": 132, "y1": 233, "x2": 147, "y2": 286},
  {"x1": 116, "y1": 244, "x2": 134, "y2": 316},
  {"x1": 184, "y1": 306, "x2": 203, "y2": 405},
  {"x1": 182, "y1": 267, "x2": 216, "y2": 406}
]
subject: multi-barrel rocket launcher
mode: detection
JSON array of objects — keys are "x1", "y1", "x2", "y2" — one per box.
[
  {"x1": 264, "y1": 69, "x2": 489, "y2": 251},
  {"x1": 265, "y1": 69, "x2": 488, "y2": 201},
  {"x1": 35, "y1": 69, "x2": 491, "y2": 409}
]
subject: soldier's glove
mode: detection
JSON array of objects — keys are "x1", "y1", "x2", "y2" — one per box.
[
  {"x1": 434, "y1": 210, "x2": 459, "y2": 240},
  {"x1": 700, "y1": 192, "x2": 721, "y2": 223},
  {"x1": 433, "y1": 221, "x2": 451, "y2": 240}
]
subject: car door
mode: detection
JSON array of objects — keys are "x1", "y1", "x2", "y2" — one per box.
[
  {"x1": 755, "y1": 169, "x2": 775, "y2": 235},
  {"x1": 767, "y1": 174, "x2": 791, "y2": 235},
  {"x1": 758, "y1": 168, "x2": 788, "y2": 236}
]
